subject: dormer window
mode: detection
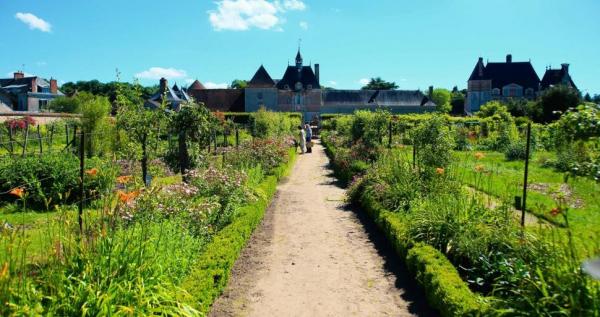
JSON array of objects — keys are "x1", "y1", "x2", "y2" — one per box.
[
  {"x1": 284, "y1": 84, "x2": 290, "y2": 90},
  {"x1": 492, "y1": 88, "x2": 500, "y2": 96},
  {"x1": 295, "y1": 82, "x2": 302, "y2": 90}
]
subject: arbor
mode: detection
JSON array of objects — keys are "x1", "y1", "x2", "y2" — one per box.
[
  {"x1": 361, "y1": 77, "x2": 398, "y2": 90},
  {"x1": 230, "y1": 79, "x2": 248, "y2": 89},
  {"x1": 538, "y1": 85, "x2": 581, "y2": 122},
  {"x1": 431, "y1": 88, "x2": 452, "y2": 113}
]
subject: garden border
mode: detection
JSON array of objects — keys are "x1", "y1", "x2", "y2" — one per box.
[
  {"x1": 178, "y1": 147, "x2": 297, "y2": 315},
  {"x1": 321, "y1": 135, "x2": 491, "y2": 317}
]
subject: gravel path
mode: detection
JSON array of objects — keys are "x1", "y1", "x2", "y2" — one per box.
[{"x1": 210, "y1": 141, "x2": 436, "y2": 317}]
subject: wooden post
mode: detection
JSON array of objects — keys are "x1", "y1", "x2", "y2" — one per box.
[
  {"x1": 65, "y1": 124, "x2": 69, "y2": 149},
  {"x1": 37, "y1": 125, "x2": 43, "y2": 154},
  {"x1": 412, "y1": 145, "x2": 417, "y2": 169},
  {"x1": 388, "y1": 121, "x2": 392, "y2": 149},
  {"x1": 235, "y1": 126, "x2": 239, "y2": 148},
  {"x1": 521, "y1": 122, "x2": 532, "y2": 228},
  {"x1": 78, "y1": 131, "x2": 85, "y2": 236},
  {"x1": 49, "y1": 123, "x2": 55, "y2": 147},
  {"x1": 22, "y1": 124, "x2": 30, "y2": 157},
  {"x1": 8, "y1": 126, "x2": 14, "y2": 155},
  {"x1": 213, "y1": 129, "x2": 217, "y2": 153}
]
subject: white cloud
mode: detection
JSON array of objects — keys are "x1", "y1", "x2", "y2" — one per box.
[
  {"x1": 15, "y1": 12, "x2": 51, "y2": 32},
  {"x1": 283, "y1": 0, "x2": 306, "y2": 10},
  {"x1": 185, "y1": 78, "x2": 195, "y2": 84},
  {"x1": 208, "y1": 0, "x2": 306, "y2": 31},
  {"x1": 299, "y1": 21, "x2": 308, "y2": 30},
  {"x1": 359, "y1": 78, "x2": 370, "y2": 86},
  {"x1": 135, "y1": 67, "x2": 187, "y2": 80},
  {"x1": 204, "y1": 82, "x2": 228, "y2": 89},
  {"x1": 328, "y1": 80, "x2": 337, "y2": 86}
]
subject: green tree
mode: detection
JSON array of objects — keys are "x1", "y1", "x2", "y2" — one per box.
[
  {"x1": 230, "y1": 79, "x2": 248, "y2": 89},
  {"x1": 47, "y1": 96, "x2": 80, "y2": 113},
  {"x1": 450, "y1": 89, "x2": 465, "y2": 114},
  {"x1": 431, "y1": 88, "x2": 452, "y2": 113},
  {"x1": 583, "y1": 93, "x2": 592, "y2": 102},
  {"x1": 116, "y1": 81, "x2": 167, "y2": 186},
  {"x1": 538, "y1": 85, "x2": 581, "y2": 122},
  {"x1": 77, "y1": 92, "x2": 111, "y2": 157},
  {"x1": 361, "y1": 77, "x2": 398, "y2": 90},
  {"x1": 170, "y1": 102, "x2": 217, "y2": 180},
  {"x1": 476, "y1": 101, "x2": 513, "y2": 122}
]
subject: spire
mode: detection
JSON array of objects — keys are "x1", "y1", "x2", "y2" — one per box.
[{"x1": 295, "y1": 48, "x2": 303, "y2": 68}]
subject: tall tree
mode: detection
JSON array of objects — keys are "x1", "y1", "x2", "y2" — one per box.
[
  {"x1": 431, "y1": 88, "x2": 452, "y2": 113},
  {"x1": 361, "y1": 77, "x2": 398, "y2": 90},
  {"x1": 538, "y1": 85, "x2": 581, "y2": 122},
  {"x1": 230, "y1": 79, "x2": 248, "y2": 89}
]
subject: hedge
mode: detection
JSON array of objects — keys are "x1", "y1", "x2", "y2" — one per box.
[
  {"x1": 322, "y1": 138, "x2": 490, "y2": 316},
  {"x1": 178, "y1": 147, "x2": 297, "y2": 314}
]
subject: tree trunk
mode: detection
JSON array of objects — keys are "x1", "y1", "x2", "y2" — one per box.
[
  {"x1": 141, "y1": 134, "x2": 148, "y2": 187},
  {"x1": 179, "y1": 131, "x2": 190, "y2": 183}
]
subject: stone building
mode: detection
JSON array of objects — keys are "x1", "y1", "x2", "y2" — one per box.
[
  {"x1": 151, "y1": 49, "x2": 437, "y2": 118},
  {"x1": 465, "y1": 54, "x2": 578, "y2": 113},
  {"x1": 0, "y1": 71, "x2": 63, "y2": 112}
]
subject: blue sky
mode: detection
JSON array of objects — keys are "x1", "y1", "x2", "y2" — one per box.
[{"x1": 1, "y1": 0, "x2": 599, "y2": 94}]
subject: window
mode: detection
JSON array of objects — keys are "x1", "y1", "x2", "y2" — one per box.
[
  {"x1": 257, "y1": 92, "x2": 263, "y2": 100},
  {"x1": 295, "y1": 82, "x2": 302, "y2": 90},
  {"x1": 39, "y1": 99, "x2": 48, "y2": 110},
  {"x1": 492, "y1": 88, "x2": 500, "y2": 96},
  {"x1": 525, "y1": 88, "x2": 534, "y2": 97},
  {"x1": 284, "y1": 84, "x2": 289, "y2": 90}
]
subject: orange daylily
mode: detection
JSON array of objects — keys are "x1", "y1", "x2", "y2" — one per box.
[
  {"x1": 85, "y1": 168, "x2": 98, "y2": 176},
  {"x1": 550, "y1": 207, "x2": 561, "y2": 217},
  {"x1": 9, "y1": 187, "x2": 24, "y2": 198},
  {"x1": 474, "y1": 164, "x2": 485, "y2": 172},
  {"x1": 116, "y1": 175, "x2": 132, "y2": 184},
  {"x1": 117, "y1": 190, "x2": 140, "y2": 204},
  {"x1": 474, "y1": 152, "x2": 485, "y2": 160},
  {"x1": 435, "y1": 167, "x2": 445, "y2": 175}
]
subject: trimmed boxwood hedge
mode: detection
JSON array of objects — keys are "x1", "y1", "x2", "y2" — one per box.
[
  {"x1": 322, "y1": 138, "x2": 491, "y2": 317},
  {"x1": 178, "y1": 148, "x2": 297, "y2": 314}
]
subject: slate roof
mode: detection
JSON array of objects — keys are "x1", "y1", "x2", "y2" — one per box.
[
  {"x1": 188, "y1": 80, "x2": 206, "y2": 90},
  {"x1": 248, "y1": 65, "x2": 275, "y2": 88},
  {"x1": 276, "y1": 66, "x2": 320, "y2": 90},
  {"x1": 323, "y1": 90, "x2": 434, "y2": 107},
  {"x1": 468, "y1": 58, "x2": 540, "y2": 89},
  {"x1": 186, "y1": 89, "x2": 245, "y2": 112},
  {"x1": 541, "y1": 68, "x2": 577, "y2": 90}
]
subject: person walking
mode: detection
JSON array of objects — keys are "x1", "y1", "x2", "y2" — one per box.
[
  {"x1": 298, "y1": 125, "x2": 306, "y2": 154},
  {"x1": 304, "y1": 123, "x2": 313, "y2": 153}
]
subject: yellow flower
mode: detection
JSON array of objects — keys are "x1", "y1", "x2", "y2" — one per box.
[
  {"x1": 474, "y1": 152, "x2": 485, "y2": 160},
  {"x1": 435, "y1": 167, "x2": 445, "y2": 175},
  {"x1": 85, "y1": 168, "x2": 98, "y2": 176},
  {"x1": 9, "y1": 187, "x2": 24, "y2": 198}
]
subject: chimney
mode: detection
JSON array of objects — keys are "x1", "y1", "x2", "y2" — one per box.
[
  {"x1": 31, "y1": 78, "x2": 37, "y2": 93},
  {"x1": 159, "y1": 77, "x2": 168, "y2": 93},
  {"x1": 561, "y1": 63, "x2": 570, "y2": 74},
  {"x1": 314, "y1": 63, "x2": 320, "y2": 85},
  {"x1": 428, "y1": 86, "x2": 434, "y2": 99},
  {"x1": 50, "y1": 78, "x2": 58, "y2": 94},
  {"x1": 506, "y1": 54, "x2": 512, "y2": 63},
  {"x1": 14, "y1": 71, "x2": 24, "y2": 79},
  {"x1": 478, "y1": 57, "x2": 484, "y2": 77}
]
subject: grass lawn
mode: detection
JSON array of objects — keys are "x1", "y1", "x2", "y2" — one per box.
[{"x1": 453, "y1": 150, "x2": 600, "y2": 248}]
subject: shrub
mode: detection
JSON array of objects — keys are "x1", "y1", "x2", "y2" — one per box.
[
  {"x1": 0, "y1": 153, "x2": 117, "y2": 209},
  {"x1": 250, "y1": 108, "x2": 299, "y2": 138}
]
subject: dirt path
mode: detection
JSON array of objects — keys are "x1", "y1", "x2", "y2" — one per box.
[{"x1": 210, "y1": 141, "x2": 436, "y2": 317}]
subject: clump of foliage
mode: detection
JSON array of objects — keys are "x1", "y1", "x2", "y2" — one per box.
[{"x1": 250, "y1": 108, "x2": 299, "y2": 138}]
